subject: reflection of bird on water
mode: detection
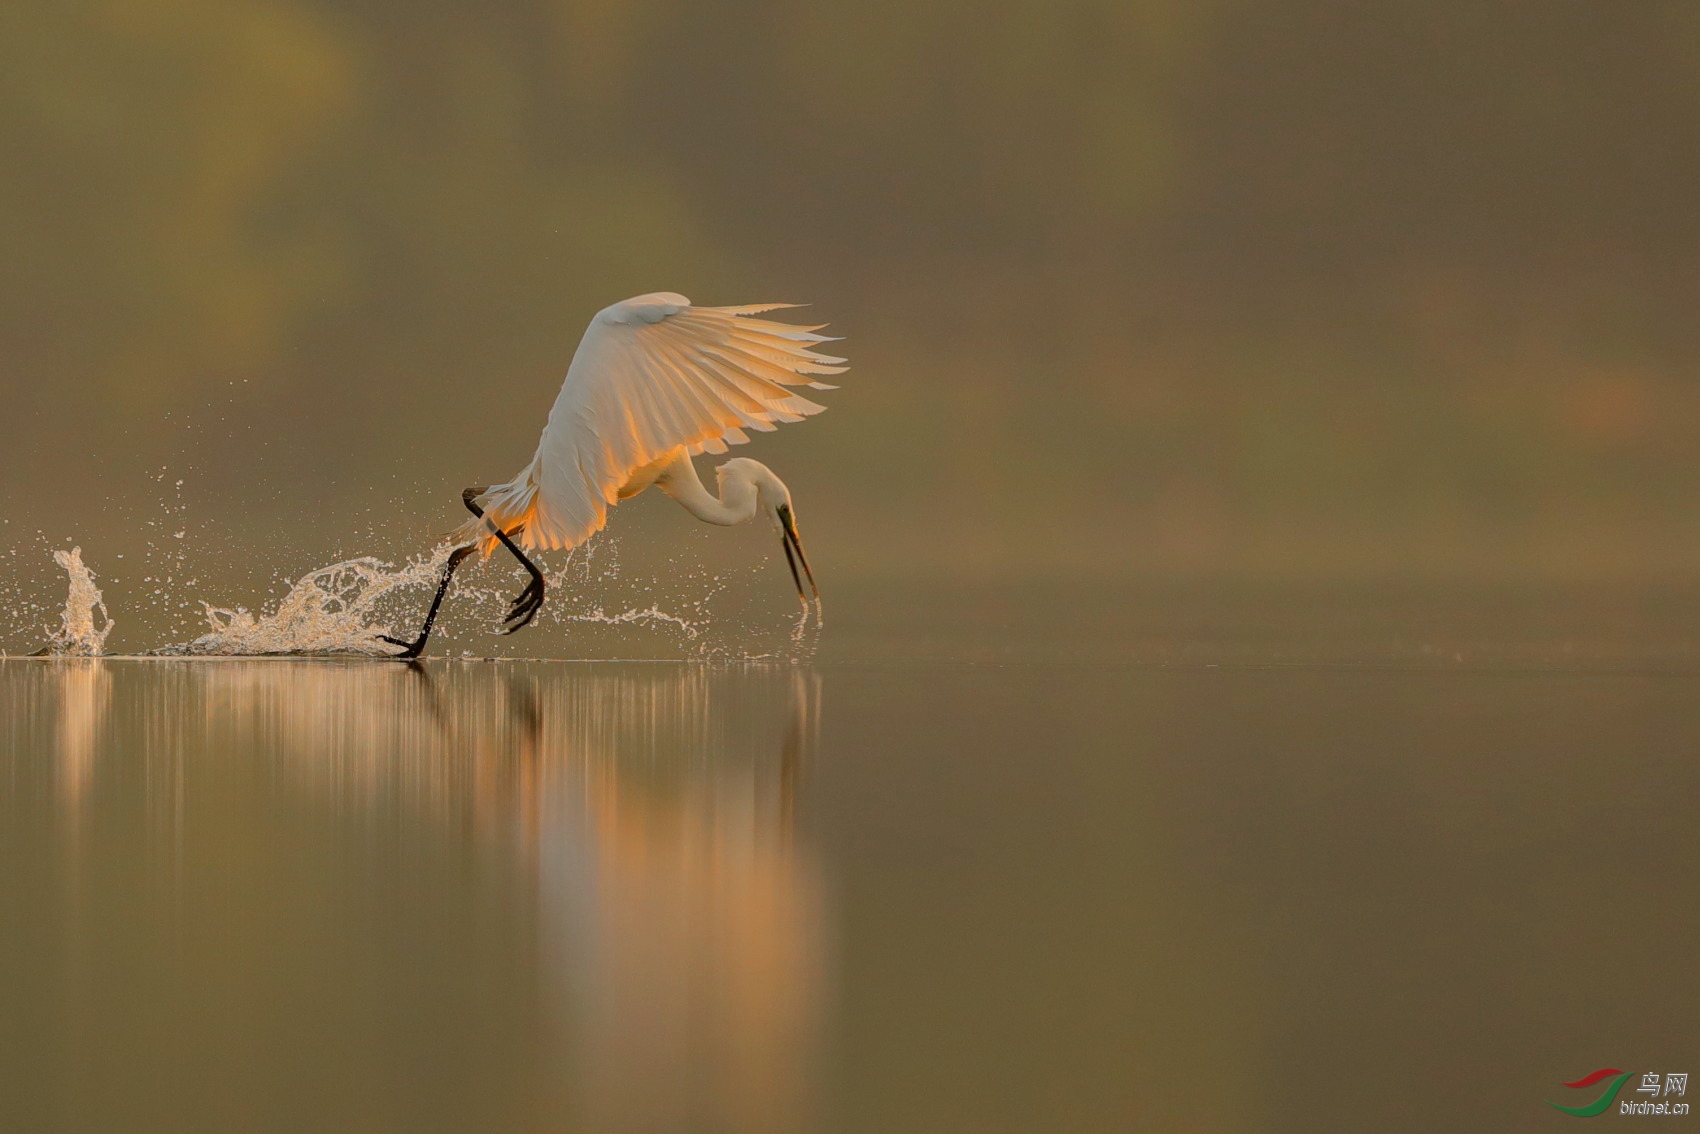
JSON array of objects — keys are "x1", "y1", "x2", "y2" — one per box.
[
  {"x1": 539, "y1": 669, "x2": 824, "y2": 1134},
  {"x1": 385, "y1": 294, "x2": 846, "y2": 658},
  {"x1": 411, "y1": 665, "x2": 825, "y2": 1131},
  {"x1": 779, "y1": 669, "x2": 818, "y2": 842},
  {"x1": 37, "y1": 658, "x2": 826, "y2": 1131}
]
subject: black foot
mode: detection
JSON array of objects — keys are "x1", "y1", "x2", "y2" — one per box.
[
  {"x1": 380, "y1": 634, "x2": 425, "y2": 659},
  {"x1": 500, "y1": 576, "x2": 545, "y2": 634}
]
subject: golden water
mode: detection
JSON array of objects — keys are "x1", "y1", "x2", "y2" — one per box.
[{"x1": 3, "y1": 584, "x2": 1698, "y2": 1131}]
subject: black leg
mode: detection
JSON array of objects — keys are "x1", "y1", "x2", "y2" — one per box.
[
  {"x1": 381, "y1": 543, "x2": 476, "y2": 658},
  {"x1": 462, "y1": 487, "x2": 547, "y2": 633}
]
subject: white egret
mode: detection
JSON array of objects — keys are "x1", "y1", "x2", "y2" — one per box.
[{"x1": 383, "y1": 292, "x2": 845, "y2": 658}]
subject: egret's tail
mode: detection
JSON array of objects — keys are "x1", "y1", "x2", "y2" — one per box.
[{"x1": 454, "y1": 476, "x2": 541, "y2": 555}]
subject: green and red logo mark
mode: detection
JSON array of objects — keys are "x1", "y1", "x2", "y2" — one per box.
[{"x1": 1547, "y1": 1068, "x2": 1633, "y2": 1117}]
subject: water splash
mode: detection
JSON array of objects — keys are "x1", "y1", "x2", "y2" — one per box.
[
  {"x1": 558, "y1": 604, "x2": 702, "y2": 638},
  {"x1": 45, "y1": 547, "x2": 116, "y2": 656},
  {"x1": 149, "y1": 550, "x2": 451, "y2": 657},
  {"x1": 17, "y1": 530, "x2": 815, "y2": 660},
  {"x1": 789, "y1": 603, "x2": 821, "y2": 649}
]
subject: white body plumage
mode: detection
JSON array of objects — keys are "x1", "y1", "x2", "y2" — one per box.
[
  {"x1": 459, "y1": 292, "x2": 843, "y2": 558},
  {"x1": 366, "y1": 292, "x2": 842, "y2": 655}
]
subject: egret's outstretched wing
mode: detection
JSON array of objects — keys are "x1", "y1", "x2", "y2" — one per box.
[{"x1": 463, "y1": 292, "x2": 845, "y2": 552}]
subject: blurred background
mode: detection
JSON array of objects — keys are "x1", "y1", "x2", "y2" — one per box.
[
  {"x1": 5, "y1": 11, "x2": 1699, "y2": 1130},
  {"x1": 2, "y1": 0, "x2": 1699, "y2": 646}
]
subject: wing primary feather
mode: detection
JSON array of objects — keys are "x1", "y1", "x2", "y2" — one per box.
[
  {"x1": 641, "y1": 333, "x2": 709, "y2": 446},
  {"x1": 625, "y1": 336, "x2": 691, "y2": 444},
  {"x1": 651, "y1": 338, "x2": 785, "y2": 429},
  {"x1": 692, "y1": 338, "x2": 844, "y2": 388},
  {"x1": 675, "y1": 308, "x2": 841, "y2": 345},
  {"x1": 684, "y1": 325, "x2": 849, "y2": 376},
  {"x1": 669, "y1": 317, "x2": 839, "y2": 377},
  {"x1": 722, "y1": 327, "x2": 848, "y2": 357},
  {"x1": 647, "y1": 339, "x2": 749, "y2": 438},
  {"x1": 654, "y1": 339, "x2": 779, "y2": 416},
  {"x1": 699, "y1": 335, "x2": 848, "y2": 373},
  {"x1": 705, "y1": 302, "x2": 805, "y2": 315}
]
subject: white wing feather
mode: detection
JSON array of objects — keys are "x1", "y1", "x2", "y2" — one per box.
[{"x1": 462, "y1": 292, "x2": 846, "y2": 552}]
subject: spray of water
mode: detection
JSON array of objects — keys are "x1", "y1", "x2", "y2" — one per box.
[
  {"x1": 18, "y1": 533, "x2": 816, "y2": 660},
  {"x1": 148, "y1": 549, "x2": 453, "y2": 656},
  {"x1": 44, "y1": 547, "x2": 115, "y2": 656},
  {"x1": 557, "y1": 603, "x2": 701, "y2": 638}
]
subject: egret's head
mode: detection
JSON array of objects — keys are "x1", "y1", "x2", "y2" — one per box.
[
  {"x1": 718, "y1": 457, "x2": 819, "y2": 616},
  {"x1": 718, "y1": 457, "x2": 791, "y2": 513}
]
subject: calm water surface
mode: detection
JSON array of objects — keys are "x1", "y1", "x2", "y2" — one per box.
[{"x1": 2, "y1": 583, "x2": 1697, "y2": 1133}]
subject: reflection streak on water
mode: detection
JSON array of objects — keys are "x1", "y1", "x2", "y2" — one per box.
[
  {"x1": 546, "y1": 669, "x2": 822, "y2": 1133},
  {"x1": 54, "y1": 659, "x2": 109, "y2": 817},
  {"x1": 37, "y1": 659, "x2": 824, "y2": 1134}
]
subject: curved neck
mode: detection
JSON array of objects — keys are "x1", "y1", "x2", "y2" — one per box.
[{"x1": 658, "y1": 451, "x2": 768, "y2": 526}]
